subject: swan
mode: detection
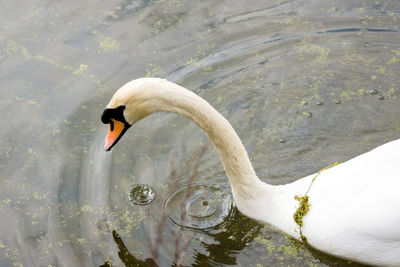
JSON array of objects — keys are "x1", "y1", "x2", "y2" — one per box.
[{"x1": 101, "y1": 77, "x2": 400, "y2": 266}]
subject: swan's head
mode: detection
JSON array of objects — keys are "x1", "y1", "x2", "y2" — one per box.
[{"x1": 101, "y1": 78, "x2": 167, "y2": 151}]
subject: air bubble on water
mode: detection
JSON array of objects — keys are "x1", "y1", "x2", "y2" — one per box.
[{"x1": 129, "y1": 184, "x2": 156, "y2": 205}]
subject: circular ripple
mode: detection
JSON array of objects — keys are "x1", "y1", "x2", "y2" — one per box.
[
  {"x1": 129, "y1": 184, "x2": 156, "y2": 205},
  {"x1": 163, "y1": 183, "x2": 233, "y2": 230}
]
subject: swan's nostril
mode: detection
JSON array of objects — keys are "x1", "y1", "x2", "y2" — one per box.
[{"x1": 101, "y1": 108, "x2": 112, "y2": 124}]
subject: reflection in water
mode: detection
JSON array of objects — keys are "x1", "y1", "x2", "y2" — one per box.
[
  {"x1": 108, "y1": 230, "x2": 157, "y2": 267},
  {"x1": 106, "y1": 146, "x2": 261, "y2": 266},
  {"x1": 107, "y1": 207, "x2": 262, "y2": 267},
  {"x1": 193, "y1": 208, "x2": 263, "y2": 266}
]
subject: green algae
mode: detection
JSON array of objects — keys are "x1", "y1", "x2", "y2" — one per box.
[
  {"x1": 293, "y1": 162, "x2": 339, "y2": 242},
  {"x1": 145, "y1": 64, "x2": 165, "y2": 77},
  {"x1": 293, "y1": 195, "x2": 309, "y2": 229},
  {"x1": 98, "y1": 36, "x2": 121, "y2": 53},
  {"x1": 340, "y1": 88, "x2": 369, "y2": 100},
  {"x1": 254, "y1": 234, "x2": 320, "y2": 266},
  {"x1": 0, "y1": 1, "x2": 399, "y2": 266},
  {"x1": 73, "y1": 64, "x2": 89, "y2": 75},
  {"x1": 0, "y1": 37, "x2": 102, "y2": 87}
]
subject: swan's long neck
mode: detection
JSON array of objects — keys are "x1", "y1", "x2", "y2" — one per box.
[
  {"x1": 154, "y1": 81, "x2": 263, "y2": 199},
  {"x1": 126, "y1": 79, "x2": 302, "y2": 237}
]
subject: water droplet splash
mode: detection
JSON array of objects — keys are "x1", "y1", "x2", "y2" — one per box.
[
  {"x1": 163, "y1": 183, "x2": 233, "y2": 230},
  {"x1": 129, "y1": 184, "x2": 156, "y2": 205}
]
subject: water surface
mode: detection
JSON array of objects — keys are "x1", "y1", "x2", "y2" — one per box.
[{"x1": 0, "y1": 0, "x2": 399, "y2": 266}]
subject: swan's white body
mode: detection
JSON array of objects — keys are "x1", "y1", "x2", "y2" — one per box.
[{"x1": 104, "y1": 78, "x2": 400, "y2": 266}]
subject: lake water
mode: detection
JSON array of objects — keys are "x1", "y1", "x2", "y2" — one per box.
[{"x1": 0, "y1": 0, "x2": 399, "y2": 266}]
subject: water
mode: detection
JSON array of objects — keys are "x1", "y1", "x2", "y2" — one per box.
[
  {"x1": 129, "y1": 184, "x2": 157, "y2": 205},
  {"x1": 0, "y1": 0, "x2": 399, "y2": 266},
  {"x1": 164, "y1": 183, "x2": 233, "y2": 230}
]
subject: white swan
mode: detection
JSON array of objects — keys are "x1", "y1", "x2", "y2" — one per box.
[{"x1": 101, "y1": 78, "x2": 400, "y2": 266}]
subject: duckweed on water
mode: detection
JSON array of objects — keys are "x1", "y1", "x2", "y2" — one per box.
[
  {"x1": 254, "y1": 234, "x2": 320, "y2": 266},
  {"x1": 98, "y1": 36, "x2": 121, "y2": 53},
  {"x1": 2, "y1": 1, "x2": 399, "y2": 266},
  {"x1": 73, "y1": 64, "x2": 88, "y2": 75}
]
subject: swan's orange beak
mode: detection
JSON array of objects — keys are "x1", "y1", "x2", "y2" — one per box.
[{"x1": 104, "y1": 119, "x2": 126, "y2": 151}]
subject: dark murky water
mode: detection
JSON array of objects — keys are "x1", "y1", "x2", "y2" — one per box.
[{"x1": 0, "y1": 0, "x2": 399, "y2": 266}]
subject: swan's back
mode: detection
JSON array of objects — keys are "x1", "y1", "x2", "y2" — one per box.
[{"x1": 302, "y1": 139, "x2": 400, "y2": 266}]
